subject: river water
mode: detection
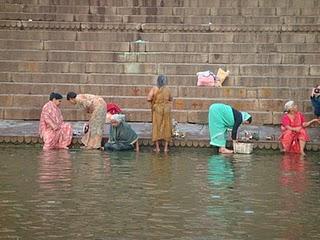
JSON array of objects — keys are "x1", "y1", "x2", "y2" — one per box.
[{"x1": 0, "y1": 146, "x2": 319, "y2": 239}]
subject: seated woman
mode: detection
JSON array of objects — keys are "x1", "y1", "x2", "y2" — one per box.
[
  {"x1": 279, "y1": 100, "x2": 319, "y2": 155},
  {"x1": 208, "y1": 103, "x2": 252, "y2": 154},
  {"x1": 104, "y1": 114, "x2": 139, "y2": 152},
  {"x1": 39, "y1": 92, "x2": 73, "y2": 150}
]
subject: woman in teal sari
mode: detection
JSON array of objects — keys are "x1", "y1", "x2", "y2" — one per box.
[
  {"x1": 208, "y1": 103, "x2": 252, "y2": 154},
  {"x1": 104, "y1": 114, "x2": 139, "y2": 152}
]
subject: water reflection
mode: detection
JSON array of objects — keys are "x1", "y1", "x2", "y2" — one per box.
[
  {"x1": 280, "y1": 154, "x2": 307, "y2": 193},
  {"x1": 38, "y1": 150, "x2": 72, "y2": 191},
  {"x1": 207, "y1": 155, "x2": 235, "y2": 220},
  {"x1": 0, "y1": 147, "x2": 319, "y2": 239},
  {"x1": 207, "y1": 155, "x2": 235, "y2": 190}
]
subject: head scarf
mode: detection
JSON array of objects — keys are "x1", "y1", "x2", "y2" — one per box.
[
  {"x1": 157, "y1": 74, "x2": 167, "y2": 88},
  {"x1": 106, "y1": 103, "x2": 122, "y2": 115},
  {"x1": 284, "y1": 100, "x2": 295, "y2": 112},
  {"x1": 241, "y1": 112, "x2": 251, "y2": 122},
  {"x1": 111, "y1": 114, "x2": 125, "y2": 123}
]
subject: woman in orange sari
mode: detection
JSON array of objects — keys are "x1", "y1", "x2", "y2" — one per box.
[
  {"x1": 147, "y1": 75, "x2": 173, "y2": 153},
  {"x1": 67, "y1": 92, "x2": 106, "y2": 149},
  {"x1": 279, "y1": 100, "x2": 319, "y2": 155},
  {"x1": 39, "y1": 92, "x2": 73, "y2": 150}
]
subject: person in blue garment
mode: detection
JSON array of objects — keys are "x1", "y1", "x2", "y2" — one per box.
[
  {"x1": 104, "y1": 114, "x2": 139, "y2": 152},
  {"x1": 310, "y1": 85, "x2": 320, "y2": 118},
  {"x1": 208, "y1": 103, "x2": 252, "y2": 154}
]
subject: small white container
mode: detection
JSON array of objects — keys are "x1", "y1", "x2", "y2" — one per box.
[{"x1": 234, "y1": 142, "x2": 254, "y2": 154}]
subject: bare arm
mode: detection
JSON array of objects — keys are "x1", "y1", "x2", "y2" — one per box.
[
  {"x1": 311, "y1": 88, "x2": 315, "y2": 97},
  {"x1": 135, "y1": 140, "x2": 139, "y2": 152},
  {"x1": 303, "y1": 118, "x2": 320, "y2": 128},
  {"x1": 147, "y1": 87, "x2": 155, "y2": 102}
]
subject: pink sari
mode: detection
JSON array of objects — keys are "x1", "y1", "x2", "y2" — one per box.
[
  {"x1": 279, "y1": 112, "x2": 309, "y2": 153},
  {"x1": 39, "y1": 101, "x2": 73, "y2": 150}
]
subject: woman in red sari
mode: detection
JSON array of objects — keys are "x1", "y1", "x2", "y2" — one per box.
[
  {"x1": 279, "y1": 100, "x2": 319, "y2": 155},
  {"x1": 39, "y1": 93, "x2": 73, "y2": 150}
]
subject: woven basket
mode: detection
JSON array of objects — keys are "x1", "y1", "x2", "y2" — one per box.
[{"x1": 234, "y1": 142, "x2": 254, "y2": 154}]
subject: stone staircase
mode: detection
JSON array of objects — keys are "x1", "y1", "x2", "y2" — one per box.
[{"x1": 0, "y1": 0, "x2": 319, "y2": 126}]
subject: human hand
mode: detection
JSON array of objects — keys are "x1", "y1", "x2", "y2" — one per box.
[{"x1": 293, "y1": 127, "x2": 302, "y2": 132}]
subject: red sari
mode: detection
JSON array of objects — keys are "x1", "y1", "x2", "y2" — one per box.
[
  {"x1": 279, "y1": 112, "x2": 309, "y2": 153},
  {"x1": 39, "y1": 101, "x2": 73, "y2": 150}
]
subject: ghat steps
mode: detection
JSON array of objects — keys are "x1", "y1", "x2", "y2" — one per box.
[{"x1": 0, "y1": 0, "x2": 319, "y2": 126}]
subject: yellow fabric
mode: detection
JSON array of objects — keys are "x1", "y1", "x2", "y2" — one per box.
[
  {"x1": 151, "y1": 87, "x2": 172, "y2": 142},
  {"x1": 216, "y1": 68, "x2": 229, "y2": 85}
]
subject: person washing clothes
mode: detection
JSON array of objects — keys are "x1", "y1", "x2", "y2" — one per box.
[{"x1": 208, "y1": 103, "x2": 252, "y2": 154}]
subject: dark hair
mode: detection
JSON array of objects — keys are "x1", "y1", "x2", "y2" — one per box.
[
  {"x1": 247, "y1": 116, "x2": 252, "y2": 124},
  {"x1": 157, "y1": 74, "x2": 167, "y2": 88},
  {"x1": 49, "y1": 92, "x2": 63, "y2": 101},
  {"x1": 67, "y1": 92, "x2": 77, "y2": 100}
]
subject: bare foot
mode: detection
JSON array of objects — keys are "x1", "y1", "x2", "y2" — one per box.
[
  {"x1": 300, "y1": 151, "x2": 306, "y2": 156},
  {"x1": 219, "y1": 148, "x2": 233, "y2": 154},
  {"x1": 164, "y1": 148, "x2": 169, "y2": 153},
  {"x1": 153, "y1": 148, "x2": 160, "y2": 153}
]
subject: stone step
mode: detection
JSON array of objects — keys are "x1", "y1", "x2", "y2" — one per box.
[
  {"x1": 2, "y1": 49, "x2": 320, "y2": 65},
  {"x1": 2, "y1": 0, "x2": 319, "y2": 8},
  {"x1": 2, "y1": 49, "x2": 320, "y2": 64},
  {"x1": 0, "y1": 106, "x2": 297, "y2": 125},
  {"x1": 1, "y1": 72, "x2": 318, "y2": 88},
  {"x1": 0, "y1": 12, "x2": 123, "y2": 22},
  {"x1": 0, "y1": 30, "x2": 318, "y2": 44},
  {"x1": 1, "y1": 61, "x2": 319, "y2": 77},
  {"x1": 0, "y1": 39, "x2": 44, "y2": 50},
  {"x1": 234, "y1": 76, "x2": 320, "y2": 88},
  {"x1": 2, "y1": 4, "x2": 320, "y2": 17},
  {"x1": 0, "y1": 94, "x2": 315, "y2": 113},
  {"x1": 2, "y1": 40, "x2": 318, "y2": 54},
  {"x1": 0, "y1": 82, "x2": 314, "y2": 100},
  {"x1": 76, "y1": 31, "x2": 319, "y2": 44},
  {"x1": 0, "y1": 72, "x2": 202, "y2": 86},
  {"x1": 4, "y1": 12, "x2": 319, "y2": 25}
]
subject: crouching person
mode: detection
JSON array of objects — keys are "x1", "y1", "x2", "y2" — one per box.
[{"x1": 104, "y1": 114, "x2": 139, "y2": 152}]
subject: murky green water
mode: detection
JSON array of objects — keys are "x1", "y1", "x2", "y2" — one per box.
[{"x1": 0, "y1": 146, "x2": 319, "y2": 239}]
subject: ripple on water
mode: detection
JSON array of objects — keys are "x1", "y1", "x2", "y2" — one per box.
[{"x1": 0, "y1": 147, "x2": 319, "y2": 239}]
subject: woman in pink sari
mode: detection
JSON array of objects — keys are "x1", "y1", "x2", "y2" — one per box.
[
  {"x1": 39, "y1": 93, "x2": 73, "y2": 150},
  {"x1": 279, "y1": 100, "x2": 319, "y2": 155}
]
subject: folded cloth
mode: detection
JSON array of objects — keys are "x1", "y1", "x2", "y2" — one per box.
[
  {"x1": 196, "y1": 70, "x2": 214, "y2": 77},
  {"x1": 216, "y1": 68, "x2": 230, "y2": 85}
]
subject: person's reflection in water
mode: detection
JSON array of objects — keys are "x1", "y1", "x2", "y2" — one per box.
[
  {"x1": 207, "y1": 155, "x2": 235, "y2": 217},
  {"x1": 279, "y1": 154, "x2": 308, "y2": 240},
  {"x1": 280, "y1": 153, "x2": 306, "y2": 193},
  {"x1": 38, "y1": 150, "x2": 72, "y2": 191},
  {"x1": 208, "y1": 155, "x2": 235, "y2": 190}
]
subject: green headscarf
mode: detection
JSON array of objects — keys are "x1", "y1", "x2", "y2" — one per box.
[{"x1": 240, "y1": 112, "x2": 251, "y2": 122}]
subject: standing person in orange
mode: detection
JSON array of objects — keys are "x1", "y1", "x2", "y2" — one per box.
[
  {"x1": 279, "y1": 100, "x2": 319, "y2": 155},
  {"x1": 147, "y1": 75, "x2": 173, "y2": 153},
  {"x1": 67, "y1": 92, "x2": 106, "y2": 150},
  {"x1": 39, "y1": 92, "x2": 73, "y2": 150}
]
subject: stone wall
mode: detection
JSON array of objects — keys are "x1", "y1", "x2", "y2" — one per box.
[{"x1": 0, "y1": 0, "x2": 319, "y2": 125}]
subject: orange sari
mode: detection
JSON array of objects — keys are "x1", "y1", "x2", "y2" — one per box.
[
  {"x1": 279, "y1": 112, "x2": 309, "y2": 153},
  {"x1": 151, "y1": 87, "x2": 172, "y2": 142}
]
